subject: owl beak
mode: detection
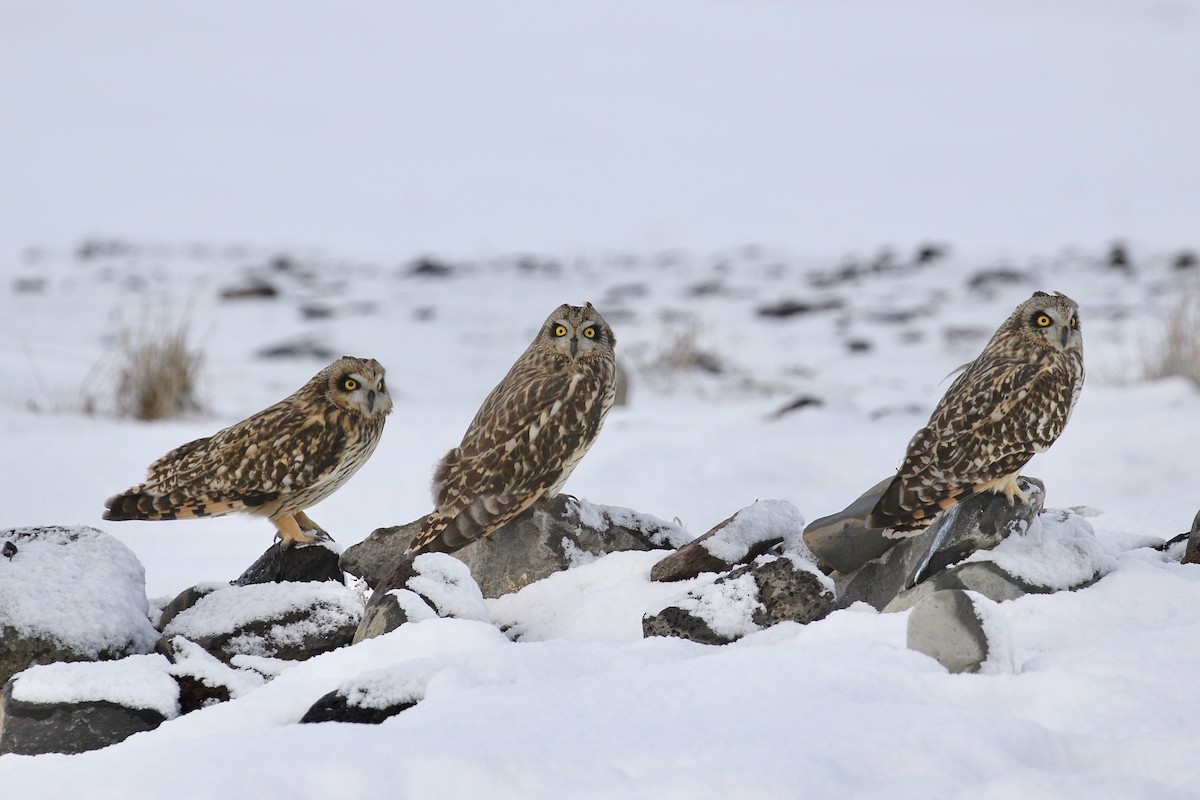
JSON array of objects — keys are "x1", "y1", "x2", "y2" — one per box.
[
  {"x1": 366, "y1": 390, "x2": 376, "y2": 412},
  {"x1": 570, "y1": 338, "x2": 579, "y2": 357},
  {"x1": 1060, "y1": 328, "x2": 1070, "y2": 348}
]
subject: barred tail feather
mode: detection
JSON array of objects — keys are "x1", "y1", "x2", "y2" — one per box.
[
  {"x1": 409, "y1": 493, "x2": 541, "y2": 556},
  {"x1": 103, "y1": 489, "x2": 243, "y2": 522}
]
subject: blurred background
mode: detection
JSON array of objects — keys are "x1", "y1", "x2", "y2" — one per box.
[{"x1": 3, "y1": 0, "x2": 1198, "y2": 259}]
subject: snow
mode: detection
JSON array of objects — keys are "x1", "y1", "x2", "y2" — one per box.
[
  {"x1": 3, "y1": 0, "x2": 1200, "y2": 796},
  {"x1": 165, "y1": 637, "x2": 266, "y2": 700},
  {"x1": 965, "y1": 591, "x2": 1017, "y2": 676},
  {"x1": 0, "y1": 527, "x2": 159, "y2": 659},
  {"x1": 405, "y1": 554, "x2": 491, "y2": 623},
  {"x1": 969, "y1": 509, "x2": 1120, "y2": 591},
  {"x1": 11, "y1": 655, "x2": 179, "y2": 719}
]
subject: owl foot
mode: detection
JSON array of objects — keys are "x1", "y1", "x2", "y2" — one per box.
[{"x1": 272, "y1": 514, "x2": 318, "y2": 548}]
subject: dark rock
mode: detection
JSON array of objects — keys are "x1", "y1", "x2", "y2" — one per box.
[
  {"x1": 642, "y1": 604, "x2": 727, "y2": 646},
  {"x1": 233, "y1": 533, "x2": 343, "y2": 586},
  {"x1": 0, "y1": 655, "x2": 178, "y2": 755},
  {"x1": 832, "y1": 477, "x2": 1045, "y2": 611},
  {"x1": 906, "y1": 590, "x2": 1013, "y2": 674},
  {"x1": 967, "y1": 268, "x2": 1029, "y2": 293},
  {"x1": 407, "y1": 257, "x2": 453, "y2": 277},
  {"x1": 757, "y1": 298, "x2": 843, "y2": 318},
  {"x1": 913, "y1": 243, "x2": 947, "y2": 264},
  {"x1": 651, "y1": 499, "x2": 802, "y2": 583},
  {"x1": 156, "y1": 635, "x2": 265, "y2": 712},
  {"x1": 2, "y1": 541, "x2": 16, "y2": 559},
  {"x1": 341, "y1": 495, "x2": 687, "y2": 598},
  {"x1": 354, "y1": 554, "x2": 489, "y2": 644},
  {"x1": 0, "y1": 681, "x2": 169, "y2": 755},
  {"x1": 643, "y1": 554, "x2": 833, "y2": 645},
  {"x1": 299, "y1": 690, "x2": 417, "y2": 724},
  {"x1": 1182, "y1": 510, "x2": 1200, "y2": 565},
  {"x1": 219, "y1": 280, "x2": 278, "y2": 300},
  {"x1": 845, "y1": 338, "x2": 872, "y2": 353},
  {"x1": 1174, "y1": 251, "x2": 1197, "y2": 271},
  {"x1": 768, "y1": 395, "x2": 824, "y2": 420},
  {"x1": 256, "y1": 337, "x2": 335, "y2": 360},
  {"x1": 160, "y1": 582, "x2": 363, "y2": 663}
]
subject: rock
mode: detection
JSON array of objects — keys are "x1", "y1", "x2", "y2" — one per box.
[
  {"x1": 651, "y1": 499, "x2": 805, "y2": 583},
  {"x1": 342, "y1": 495, "x2": 689, "y2": 598},
  {"x1": 906, "y1": 590, "x2": 1015, "y2": 674},
  {"x1": 802, "y1": 476, "x2": 898, "y2": 573},
  {"x1": 833, "y1": 477, "x2": 1045, "y2": 611},
  {"x1": 157, "y1": 636, "x2": 266, "y2": 713},
  {"x1": 0, "y1": 654, "x2": 178, "y2": 755},
  {"x1": 643, "y1": 553, "x2": 834, "y2": 645},
  {"x1": 354, "y1": 554, "x2": 491, "y2": 644},
  {"x1": 0, "y1": 526, "x2": 159, "y2": 687},
  {"x1": 157, "y1": 583, "x2": 223, "y2": 631},
  {"x1": 233, "y1": 533, "x2": 343, "y2": 586},
  {"x1": 299, "y1": 690, "x2": 417, "y2": 725},
  {"x1": 884, "y1": 561, "x2": 1048, "y2": 612},
  {"x1": 160, "y1": 581, "x2": 363, "y2": 663},
  {"x1": 1182, "y1": 510, "x2": 1200, "y2": 565}
]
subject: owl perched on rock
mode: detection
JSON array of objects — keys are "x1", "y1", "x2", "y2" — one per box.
[
  {"x1": 866, "y1": 291, "x2": 1084, "y2": 535},
  {"x1": 409, "y1": 303, "x2": 617, "y2": 555},
  {"x1": 104, "y1": 356, "x2": 392, "y2": 546}
]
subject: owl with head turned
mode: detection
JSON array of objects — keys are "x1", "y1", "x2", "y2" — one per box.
[
  {"x1": 867, "y1": 291, "x2": 1085, "y2": 534},
  {"x1": 103, "y1": 356, "x2": 393, "y2": 545},
  {"x1": 410, "y1": 302, "x2": 617, "y2": 555}
]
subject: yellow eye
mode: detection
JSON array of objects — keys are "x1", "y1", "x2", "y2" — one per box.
[
  {"x1": 1035, "y1": 314, "x2": 1052, "y2": 328},
  {"x1": 1069, "y1": 316, "x2": 1078, "y2": 328},
  {"x1": 553, "y1": 325, "x2": 568, "y2": 337},
  {"x1": 342, "y1": 378, "x2": 358, "y2": 391},
  {"x1": 376, "y1": 379, "x2": 385, "y2": 392},
  {"x1": 583, "y1": 327, "x2": 596, "y2": 339}
]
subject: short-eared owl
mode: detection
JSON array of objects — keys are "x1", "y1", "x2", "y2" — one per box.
[
  {"x1": 867, "y1": 291, "x2": 1084, "y2": 534},
  {"x1": 410, "y1": 303, "x2": 617, "y2": 555},
  {"x1": 104, "y1": 356, "x2": 393, "y2": 545}
]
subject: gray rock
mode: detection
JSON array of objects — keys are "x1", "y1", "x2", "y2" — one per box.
[
  {"x1": 643, "y1": 553, "x2": 834, "y2": 645},
  {"x1": 342, "y1": 495, "x2": 688, "y2": 598},
  {"x1": 651, "y1": 499, "x2": 803, "y2": 583},
  {"x1": 354, "y1": 554, "x2": 490, "y2": 644},
  {"x1": 157, "y1": 636, "x2": 266, "y2": 713},
  {"x1": 0, "y1": 680, "x2": 169, "y2": 755},
  {"x1": 801, "y1": 476, "x2": 896, "y2": 573},
  {"x1": 299, "y1": 689, "x2": 417, "y2": 725},
  {"x1": 0, "y1": 526, "x2": 159, "y2": 687},
  {"x1": 234, "y1": 533, "x2": 343, "y2": 586},
  {"x1": 834, "y1": 477, "x2": 1045, "y2": 611},
  {"x1": 884, "y1": 560, "x2": 1050, "y2": 612},
  {"x1": 1183, "y1": 510, "x2": 1200, "y2": 565},
  {"x1": 906, "y1": 589, "x2": 1014, "y2": 674},
  {"x1": 161, "y1": 582, "x2": 363, "y2": 663}
]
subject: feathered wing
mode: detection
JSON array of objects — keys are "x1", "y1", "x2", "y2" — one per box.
[
  {"x1": 411, "y1": 367, "x2": 611, "y2": 555},
  {"x1": 867, "y1": 356, "x2": 1079, "y2": 532},
  {"x1": 103, "y1": 398, "x2": 343, "y2": 521}
]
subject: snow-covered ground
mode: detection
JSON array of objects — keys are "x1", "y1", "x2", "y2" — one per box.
[{"x1": 3, "y1": 1, "x2": 1200, "y2": 797}]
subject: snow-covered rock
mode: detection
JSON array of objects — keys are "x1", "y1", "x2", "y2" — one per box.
[
  {"x1": 342, "y1": 494, "x2": 689, "y2": 598},
  {"x1": 354, "y1": 553, "x2": 490, "y2": 644},
  {"x1": 643, "y1": 552, "x2": 834, "y2": 645},
  {"x1": 0, "y1": 654, "x2": 178, "y2": 755},
  {"x1": 160, "y1": 581, "x2": 364, "y2": 663},
  {"x1": 232, "y1": 533, "x2": 344, "y2": 586},
  {"x1": 651, "y1": 499, "x2": 807, "y2": 582},
  {"x1": 0, "y1": 526, "x2": 159, "y2": 687}
]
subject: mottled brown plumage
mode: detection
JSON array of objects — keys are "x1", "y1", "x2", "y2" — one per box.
[
  {"x1": 411, "y1": 303, "x2": 617, "y2": 555},
  {"x1": 867, "y1": 291, "x2": 1085, "y2": 534},
  {"x1": 103, "y1": 356, "x2": 392, "y2": 545}
]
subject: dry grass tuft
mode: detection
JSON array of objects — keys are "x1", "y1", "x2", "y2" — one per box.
[
  {"x1": 114, "y1": 314, "x2": 204, "y2": 420},
  {"x1": 1142, "y1": 283, "x2": 1200, "y2": 388}
]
